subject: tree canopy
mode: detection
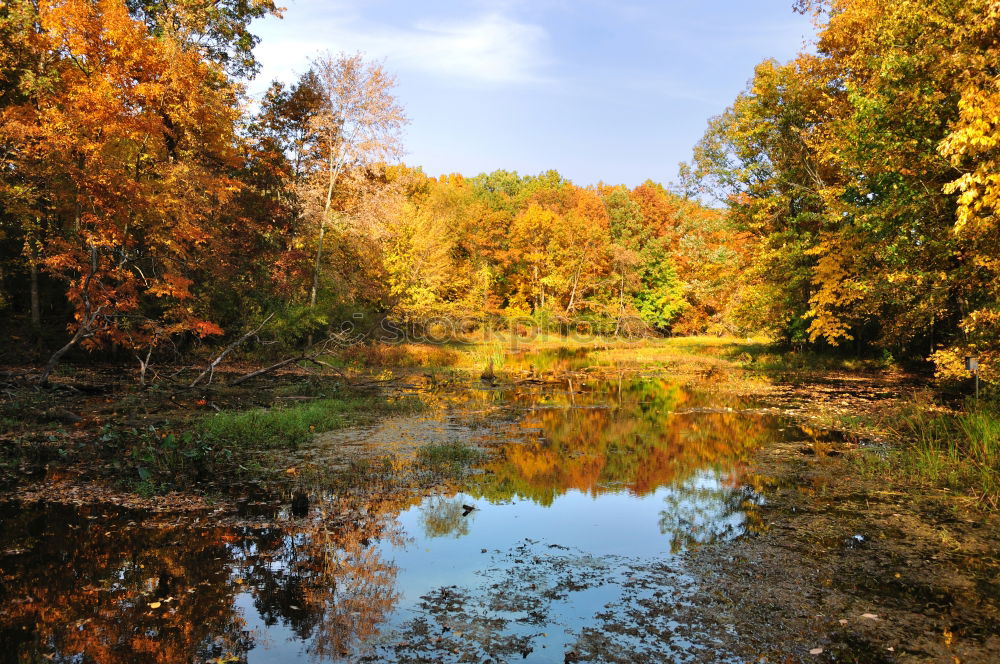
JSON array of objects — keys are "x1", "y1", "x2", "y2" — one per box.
[{"x1": 1, "y1": 0, "x2": 997, "y2": 386}]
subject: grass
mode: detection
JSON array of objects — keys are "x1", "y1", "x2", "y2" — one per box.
[
  {"x1": 855, "y1": 399, "x2": 1000, "y2": 507},
  {"x1": 900, "y1": 407, "x2": 1000, "y2": 504},
  {"x1": 198, "y1": 393, "x2": 425, "y2": 449},
  {"x1": 470, "y1": 340, "x2": 507, "y2": 375},
  {"x1": 115, "y1": 392, "x2": 426, "y2": 495}
]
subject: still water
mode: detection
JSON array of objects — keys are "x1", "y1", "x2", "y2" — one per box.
[{"x1": 0, "y1": 375, "x2": 795, "y2": 663}]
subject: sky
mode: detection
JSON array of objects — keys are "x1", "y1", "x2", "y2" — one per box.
[{"x1": 249, "y1": 0, "x2": 816, "y2": 187}]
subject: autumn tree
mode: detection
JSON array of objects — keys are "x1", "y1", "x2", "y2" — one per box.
[
  {"x1": 690, "y1": 0, "x2": 1000, "y2": 381},
  {"x1": 0, "y1": 0, "x2": 263, "y2": 381},
  {"x1": 124, "y1": 0, "x2": 280, "y2": 77},
  {"x1": 933, "y1": 0, "x2": 1000, "y2": 381},
  {"x1": 300, "y1": 53, "x2": 407, "y2": 316}
]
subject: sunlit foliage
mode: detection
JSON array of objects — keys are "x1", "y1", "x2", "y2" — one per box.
[{"x1": 692, "y1": 0, "x2": 1000, "y2": 380}]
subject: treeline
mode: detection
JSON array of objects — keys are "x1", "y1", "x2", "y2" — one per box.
[
  {"x1": 375, "y1": 169, "x2": 746, "y2": 334},
  {"x1": 0, "y1": 0, "x2": 742, "y2": 376},
  {"x1": 4, "y1": 0, "x2": 996, "y2": 384},
  {"x1": 690, "y1": 0, "x2": 999, "y2": 381}
]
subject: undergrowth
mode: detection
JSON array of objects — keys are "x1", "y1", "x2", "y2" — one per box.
[
  {"x1": 856, "y1": 398, "x2": 1000, "y2": 507},
  {"x1": 116, "y1": 392, "x2": 425, "y2": 495}
]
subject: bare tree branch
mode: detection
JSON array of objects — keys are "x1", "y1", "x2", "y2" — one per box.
[{"x1": 189, "y1": 313, "x2": 275, "y2": 388}]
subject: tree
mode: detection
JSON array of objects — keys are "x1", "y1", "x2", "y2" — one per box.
[
  {"x1": 0, "y1": 0, "x2": 255, "y2": 381},
  {"x1": 689, "y1": 0, "x2": 1000, "y2": 382},
  {"x1": 301, "y1": 53, "x2": 407, "y2": 313},
  {"x1": 124, "y1": 0, "x2": 281, "y2": 77}
]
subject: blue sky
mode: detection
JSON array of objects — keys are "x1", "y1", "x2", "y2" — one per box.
[{"x1": 250, "y1": 1, "x2": 815, "y2": 187}]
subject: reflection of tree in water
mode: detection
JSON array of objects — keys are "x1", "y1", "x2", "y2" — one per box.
[
  {"x1": 418, "y1": 496, "x2": 472, "y2": 539},
  {"x1": 234, "y1": 493, "x2": 411, "y2": 661},
  {"x1": 657, "y1": 469, "x2": 766, "y2": 553},
  {"x1": 470, "y1": 377, "x2": 780, "y2": 506},
  {"x1": 0, "y1": 491, "x2": 417, "y2": 664},
  {"x1": 0, "y1": 503, "x2": 254, "y2": 664}
]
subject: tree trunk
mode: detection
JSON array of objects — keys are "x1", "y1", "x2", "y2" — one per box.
[
  {"x1": 310, "y1": 147, "x2": 342, "y2": 309},
  {"x1": 39, "y1": 324, "x2": 89, "y2": 385},
  {"x1": 39, "y1": 245, "x2": 100, "y2": 385},
  {"x1": 614, "y1": 272, "x2": 625, "y2": 336},
  {"x1": 533, "y1": 265, "x2": 539, "y2": 311},
  {"x1": 29, "y1": 260, "x2": 40, "y2": 330},
  {"x1": 566, "y1": 265, "x2": 581, "y2": 314},
  {"x1": 309, "y1": 219, "x2": 327, "y2": 309}
]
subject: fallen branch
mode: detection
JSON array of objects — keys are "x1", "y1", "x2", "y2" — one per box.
[
  {"x1": 229, "y1": 355, "x2": 302, "y2": 386},
  {"x1": 229, "y1": 333, "x2": 350, "y2": 386},
  {"x1": 189, "y1": 313, "x2": 274, "y2": 388}
]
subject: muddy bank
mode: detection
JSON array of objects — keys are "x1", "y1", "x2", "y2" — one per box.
[{"x1": 682, "y1": 438, "x2": 1000, "y2": 663}]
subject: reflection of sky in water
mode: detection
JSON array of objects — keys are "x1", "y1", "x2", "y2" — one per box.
[{"x1": 240, "y1": 468, "x2": 761, "y2": 662}]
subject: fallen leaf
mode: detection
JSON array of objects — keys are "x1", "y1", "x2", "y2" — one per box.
[
  {"x1": 149, "y1": 602, "x2": 161, "y2": 609},
  {"x1": 861, "y1": 613, "x2": 879, "y2": 620}
]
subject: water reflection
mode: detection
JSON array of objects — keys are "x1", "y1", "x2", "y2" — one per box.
[
  {"x1": 0, "y1": 496, "x2": 410, "y2": 664},
  {"x1": 658, "y1": 470, "x2": 766, "y2": 553},
  {"x1": 1, "y1": 375, "x2": 791, "y2": 663},
  {"x1": 418, "y1": 496, "x2": 474, "y2": 539},
  {"x1": 470, "y1": 377, "x2": 772, "y2": 505},
  {"x1": 232, "y1": 497, "x2": 407, "y2": 661},
  {"x1": 0, "y1": 503, "x2": 253, "y2": 664},
  {"x1": 503, "y1": 346, "x2": 595, "y2": 373}
]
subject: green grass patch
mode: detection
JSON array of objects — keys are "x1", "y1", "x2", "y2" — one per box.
[
  {"x1": 199, "y1": 393, "x2": 424, "y2": 449},
  {"x1": 109, "y1": 392, "x2": 425, "y2": 495}
]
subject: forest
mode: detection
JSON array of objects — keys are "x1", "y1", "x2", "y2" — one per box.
[
  {"x1": 1, "y1": 0, "x2": 995, "y2": 388},
  {"x1": 0, "y1": 0, "x2": 741, "y2": 379}
]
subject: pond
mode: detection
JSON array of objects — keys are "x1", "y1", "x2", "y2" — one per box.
[{"x1": 0, "y1": 375, "x2": 804, "y2": 663}]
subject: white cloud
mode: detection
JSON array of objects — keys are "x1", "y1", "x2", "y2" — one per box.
[
  {"x1": 252, "y1": 5, "x2": 550, "y2": 89},
  {"x1": 390, "y1": 14, "x2": 549, "y2": 83}
]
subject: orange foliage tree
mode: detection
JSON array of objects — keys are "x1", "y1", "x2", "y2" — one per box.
[{"x1": 0, "y1": 0, "x2": 271, "y2": 380}]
